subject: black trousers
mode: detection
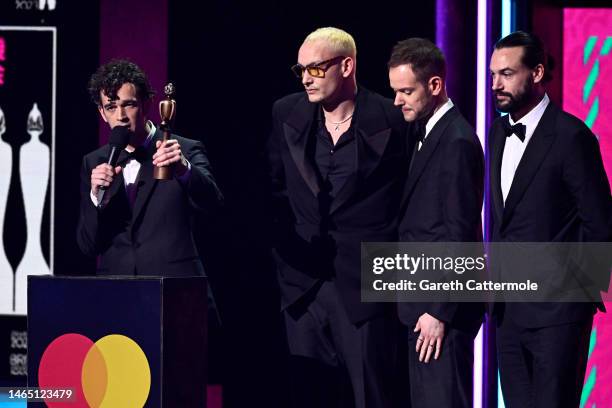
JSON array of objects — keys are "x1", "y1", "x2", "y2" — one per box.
[
  {"x1": 496, "y1": 314, "x2": 593, "y2": 408},
  {"x1": 404, "y1": 325, "x2": 475, "y2": 408},
  {"x1": 284, "y1": 281, "x2": 400, "y2": 408}
]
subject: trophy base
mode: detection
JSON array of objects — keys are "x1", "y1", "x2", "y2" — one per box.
[{"x1": 154, "y1": 165, "x2": 174, "y2": 180}]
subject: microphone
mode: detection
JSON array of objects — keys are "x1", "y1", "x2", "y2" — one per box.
[
  {"x1": 107, "y1": 125, "x2": 132, "y2": 167},
  {"x1": 99, "y1": 126, "x2": 131, "y2": 193}
]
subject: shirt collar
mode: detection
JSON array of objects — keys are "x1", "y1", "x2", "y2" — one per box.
[{"x1": 425, "y1": 98, "x2": 454, "y2": 139}]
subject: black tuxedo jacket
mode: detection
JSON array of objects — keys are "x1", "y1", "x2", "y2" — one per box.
[
  {"x1": 268, "y1": 87, "x2": 409, "y2": 324},
  {"x1": 488, "y1": 102, "x2": 611, "y2": 328},
  {"x1": 77, "y1": 130, "x2": 223, "y2": 277},
  {"x1": 397, "y1": 106, "x2": 485, "y2": 332}
]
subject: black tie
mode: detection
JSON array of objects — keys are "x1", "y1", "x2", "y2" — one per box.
[
  {"x1": 409, "y1": 121, "x2": 426, "y2": 174},
  {"x1": 130, "y1": 146, "x2": 148, "y2": 163},
  {"x1": 118, "y1": 146, "x2": 148, "y2": 166},
  {"x1": 415, "y1": 121, "x2": 427, "y2": 144},
  {"x1": 504, "y1": 121, "x2": 526, "y2": 142}
]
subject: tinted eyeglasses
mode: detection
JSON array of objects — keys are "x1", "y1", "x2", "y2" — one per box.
[{"x1": 290, "y1": 56, "x2": 346, "y2": 79}]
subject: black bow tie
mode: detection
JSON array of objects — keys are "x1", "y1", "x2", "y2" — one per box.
[
  {"x1": 129, "y1": 146, "x2": 148, "y2": 163},
  {"x1": 118, "y1": 146, "x2": 148, "y2": 165},
  {"x1": 504, "y1": 121, "x2": 526, "y2": 142}
]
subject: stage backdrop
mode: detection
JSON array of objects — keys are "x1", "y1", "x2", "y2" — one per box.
[
  {"x1": 563, "y1": 7, "x2": 612, "y2": 408},
  {"x1": 0, "y1": 0, "x2": 100, "y2": 389},
  {"x1": 0, "y1": 26, "x2": 55, "y2": 316},
  {"x1": 0, "y1": 25, "x2": 55, "y2": 391}
]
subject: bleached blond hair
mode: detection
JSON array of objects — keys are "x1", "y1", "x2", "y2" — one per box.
[{"x1": 303, "y1": 27, "x2": 357, "y2": 58}]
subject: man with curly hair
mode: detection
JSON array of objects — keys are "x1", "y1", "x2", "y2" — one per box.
[{"x1": 77, "y1": 59, "x2": 223, "y2": 277}]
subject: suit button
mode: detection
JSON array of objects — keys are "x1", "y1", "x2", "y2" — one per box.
[
  {"x1": 134, "y1": 242, "x2": 141, "y2": 249},
  {"x1": 330, "y1": 149, "x2": 334, "y2": 154}
]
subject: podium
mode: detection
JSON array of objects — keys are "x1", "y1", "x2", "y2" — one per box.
[{"x1": 27, "y1": 276, "x2": 208, "y2": 407}]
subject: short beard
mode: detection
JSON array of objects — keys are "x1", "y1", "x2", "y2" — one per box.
[
  {"x1": 416, "y1": 90, "x2": 437, "y2": 123},
  {"x1": 494, "y1": 77, "x2": 534, "y2": 114}
]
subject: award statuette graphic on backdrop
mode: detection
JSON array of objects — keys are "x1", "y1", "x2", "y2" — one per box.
[
  {"x1": 0, "y1": 27, "x2": 55, "y2": 318},
  {"x1": 15, "y1": 103, "x2": 51, "y2": 313},
  {"x1": 0, "y1": 103, "x2": 51, "y2": 315},
  {"x1": 37, "y1": 0, "x2": 57, "y2": 11},
  {"x1": 0, "y1": 106, "x2": 12, "y2": 313},
  {"x1": 37, "y1": 333, "x2": 151, "y2": 407}
]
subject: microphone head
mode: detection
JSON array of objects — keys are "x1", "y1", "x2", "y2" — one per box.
[{"x1": 108, "y1": 126, "x2": 132, "y2": 148}]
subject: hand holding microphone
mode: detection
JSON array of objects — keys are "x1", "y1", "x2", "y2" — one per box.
[{"x1": 90, "y1": 126, "x2": 132, "y2": 197}]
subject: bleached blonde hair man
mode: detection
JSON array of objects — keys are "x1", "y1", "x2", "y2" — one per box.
[
  {"x1": 303, "y1": 27, "x2": 357, "y2": 59},
  {"x1": 293, "y1": 27, "x2": 358, "y2": 126},
  {"x1": 271, "y1": 24, "x2": 408, "y2": 408}
]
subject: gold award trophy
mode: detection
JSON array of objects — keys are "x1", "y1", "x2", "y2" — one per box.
[{"x1": 154, "y1": 82, "x2": 177, "y2": 180}]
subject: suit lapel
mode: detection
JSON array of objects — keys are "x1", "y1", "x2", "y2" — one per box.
[
  {"x1": 330, "y1": 88, "x2": 392, "y2": 214},
  {"x1": 489, "y1": 119, "x2": 506, "y2": 225},
  {"x1": 358, "y1": 127, "x2": 392, "y2": 179},
  {"x1": 106, "y1": 172, "x2": 126, "y2": 204},
  {"x1": 283, "y1": 99, "x2": 320, "y2": 196},
  {"x1": 131, "y1": 131, "x2": 160, "y2": 227},
  {"x1": 282, "y1": 88, "x2": 395, "y2": 213},
  {"x1": 502, "y1": 103, "x2": 557, "y2": 226},
  {"x1": 401, "y1": 107, "x2": 458, "y2": 205},
  {"x1": 102, "y1": 148, "x2": 129, "y2": 203}
]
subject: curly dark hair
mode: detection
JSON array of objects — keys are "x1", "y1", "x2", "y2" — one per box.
[{"x1": 88, "y1": 59, "x2": 155, "y2": 105}]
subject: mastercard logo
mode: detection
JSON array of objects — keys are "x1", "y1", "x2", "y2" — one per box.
[{"x1": 38, "y1": 333, "x2": 151, "y2": 408}]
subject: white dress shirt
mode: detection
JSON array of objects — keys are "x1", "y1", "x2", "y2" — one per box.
[
  {"x1": 500, "y1": 94, "x2": 550, "y2": 203},
  {"x1": 91, "y1": 122, "x2": 156, "y2": 207},
  {"x1": 419, "y1": 98, "x2": 454, "y2": 150}
]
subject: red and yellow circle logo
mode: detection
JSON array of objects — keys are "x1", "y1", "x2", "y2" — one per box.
[{"x1": 38, "y1": 333, "x2": 151, "y2": 407}]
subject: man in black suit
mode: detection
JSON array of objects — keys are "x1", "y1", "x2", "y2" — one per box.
[
  {"x1": 77, "y1": 59, "x2": 223, "y2": 277},
  {"x1": 488, "y1": 31, "x2": 611, "y2": 408},
  {"x1": 268, "y1": 27, "x2": 408, "y2": 408},
  {"x1": 388, "y1": 38, "x2": 484, "y2": 408}
]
